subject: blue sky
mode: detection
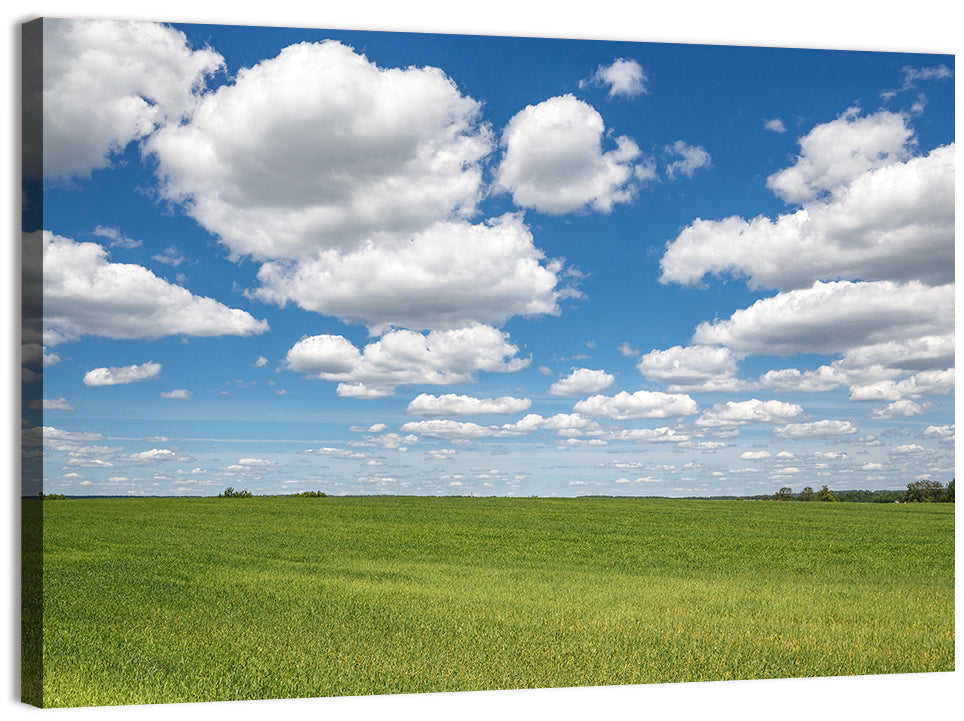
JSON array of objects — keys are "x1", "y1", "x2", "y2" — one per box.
[{"x1": 26, "y1": 18, "x2": 955, "y2": 497}]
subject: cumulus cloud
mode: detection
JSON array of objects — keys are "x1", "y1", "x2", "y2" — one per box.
[
  {"x1": 83, "y1": 362, "x2": 162, "y2": 386},
  {"x1": 740, "y1": 450, "x2": 772, "y2": 460},
  {"x1": 848, "y1": 369, "x2": 954, "y2": 402},
  {"x1": 147, "y1": 40, "x2": 491, "y2": 260},
  {"x1": 35, "y1": 397, "x2": 75, "y2": 411},
  {"x1": 401, "y1": 412, "x2": 600, "y2": 442},
  {"x1": 603, "y1": 427, "x2": 692, "y2": 444},
  {"x1": 93, "y1": 225, "x2": 142, "y2": 249},
  {"x1": 580, "y1": 58, "x2": 647, "y2": 98},
  {"x1": 40, "y1": 19, "x2": 223, "y2": 179},
  {"x1": 692, "y1": 281, "x2": 953, "y2": 359},
  {"x1": 406, "y1": 393, "x2": 532, "y2": 416},
  {"x1": 573, "y1": 390, "x2": 699, "y2": 420},
  {"x1": 250, "y1": 214, "x2": 569, "y2": 332},
  {"x1": 161, "y1": 389, "x2": 192, "y2": 399},
  {"x1": 496, "y1": 94, "x2": 647, "y2": 214},
  {"x1": 772, "y1": 420, "x2": 859, "y2": 439},
  {"x1": 637, "y1": 345, "x2": 739, "y2": 387},
  {"x1": 664, "y1": 141, "x2": 711, "y2": 179},
  {"x1": 867, "y1": 400, "x2": 933, "y2": 420},
  {"x1": 660, "y1": 107, "x2": 952, "y2": 293},
  {"x1": 40, "y1": 230, "x2": 268, "y2": 344},
  {"x1": 695, "y1": 399, "x2": 806, "y2": 429},
  {"x1": 285, "y1": 325, "x2": 529, "y2": 396},
  {"x1": 764, "y1": 118, "x2": 787, "y2": 133},
  {"x1": 124, "y1": 448, "x2": 188, "y2": 463},
  {"x1": 767, "y1": 108, "x2": 915, "y2": 203},
  {"x1": 548, "y1": 368, "x2": 615, "y2": 397}
]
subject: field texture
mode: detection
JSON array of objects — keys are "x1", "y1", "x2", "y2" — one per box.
[{"x1": 38, "y1": 497, "x2": 954, "y2": 707}]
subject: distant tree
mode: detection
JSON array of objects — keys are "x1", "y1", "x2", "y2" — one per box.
[
  {"x1": 904, "y1": 480, "x2": 946, "y2": 503},
  {"x1": 816, "y1": 485, "x2": 839, "y2": 502},
  {"x1": 945, "y1": 479, "x2": 954, "y2": 502},
  {"x1": 293, "y1": 490, "x2": 327, "y2": 498},
  {"x1": 38, "y1": 492, "x2": 67, "y2": 500},
  {"x1": 798, "y1": 486, "x2": 814, "y2": 502},
  {"x1": 773, "y1": 487, "x2": 794, "y2": 501},
  {"x1": 218, "y1": 487, "x2": 253, "y2": 498}
]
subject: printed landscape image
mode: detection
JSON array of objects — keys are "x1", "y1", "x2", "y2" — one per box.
[{"x1": 21, "y1": 18, "x2": 954, "y2": 708}]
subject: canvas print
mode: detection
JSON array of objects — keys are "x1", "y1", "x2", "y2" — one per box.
[{"x1": 21, "y1": 17, "x2": 954, "y2": 708}]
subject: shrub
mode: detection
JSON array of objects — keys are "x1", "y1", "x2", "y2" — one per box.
[{"x1": 218, "y1": 487, "x2": 253, "y2": 498}]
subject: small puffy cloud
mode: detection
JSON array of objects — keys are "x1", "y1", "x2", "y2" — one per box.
[
  {"x1": 84, "y1": 361, "x2": 162, "y2": 386},
  {"x1": 285, "y1": 325, "x2": 528, "y2": 396},
  {"x1": 496, "y1": 94, "x2": 646, "y2": 214},
  {"x1": 254, "y1": 356, "x2": 268, "y2": 368},
  {"x1": 160, "y1": 389, "x2": 192, "y2": 399},
  {"x1": 922, "y1": 424, "x2": 954, "y2": 440},
  {"x1": 400, "y1": 419, "x2": 524, "y2": 441},
  {"x1": 848, "y1": 369, "x2": 954, "y2": 402},
  {"x1": 772, "y1": 420, "x2": 859, "y2": 439},
  {"x1": 152, "y1": 246, "x2": 185, "y2": 267},
  {"x1": 740, "y1": 450, "x2": 772, "y2": 460},
  {"x1": 900, "y1": 64, "x2": 953, "y2": 90},
  {"x1": 867, "y1": 400, "x2": 932, "y2": 420},
  {"x1": 92, "y1": 225, "x2": 141, "y2": 249},
  {"x1": 349, "y1": 423, "x2": 389, "y2": 433},
  {"x1": 861, "y1": 462, "x2": 884, "y2": 471},
  {"x1": 767, "y1": 108, "x2": 914, "y2": 203},
  {"x1": 696, "y1": 399, "x2": 805, "y2": 429},
  {"x1": 548, "y1": 368, "x2": 615, "y2": 397},
  {"x1": 573, "y1": 390, "x2": 699, "y2": 420},
  {"x1": 40, "y1": 19, "x2": 224, "y2": 179},
  {"x1": 33, "y1": 397, "x2": 74, "y2": 411},
  {"x1": 604, "y1": 427, "x2": 692, "y2": 444},
  {"x1": 406, "y1": 393, "x2": 532, "y2": 416},
  {"x1": 692, "y1": 281, "x2": 953, "y2": 360},
  {"x1": 124, "y1": 448, "x2": 187, "y2": 463},
  {"x1": 39, "y1": 231, "x2": 268, "y2": 343},
  {"x1": 637, "y1": 345, "x2": 739, "y2": 387},
  {"x1": 147, "y1": 40, "x2": 491, "y2": 260},
  {"x1": 618, "y1": 342, "x2": 640, "y2": 357},
  {"x1": 764, "y1": 118, "x2": 787, "y2": 133},
  {"x1": 664, "y1": 141, "x2": 711, "y2": 179},
  {"x1": 580, "y1": 58, "x2": 647, "y2": 98}
]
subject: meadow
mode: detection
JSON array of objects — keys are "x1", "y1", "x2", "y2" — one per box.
[{"x1": 36, "y1": 496, "x2": 954, "y2": 707}]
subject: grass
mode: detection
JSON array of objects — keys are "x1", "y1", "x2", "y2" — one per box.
[{"x1": 36, "y1": 496, "x2": 954, "y2": 707}]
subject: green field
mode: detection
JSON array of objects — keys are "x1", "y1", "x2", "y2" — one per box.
[{"x1": 35, "y1": 496, "x2": 954, "y2": 707}]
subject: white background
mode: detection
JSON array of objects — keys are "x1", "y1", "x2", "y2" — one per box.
[{"x1": 3, "y1": 2, "x2": 960, "y2": 719}]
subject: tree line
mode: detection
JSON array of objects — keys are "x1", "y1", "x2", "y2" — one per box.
[{"x1": 771, "y1": 479, "x2": 954, "y2": 503}]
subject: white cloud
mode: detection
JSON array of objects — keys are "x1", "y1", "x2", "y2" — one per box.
[
  {"x1": 664, "y1": 140, "x2": 711, "y2": 179},
  {"x1": 692, "y1": 281, "x2": 953, "y2": 360},
  {"x1": 285, "y1": 325, "x2": 529, "y2": 396},
  {"x1": 660, "y1": 119, "x2": 953, "y2": 291},
  {"x1": 740, "y1": 450, "x2": 772, "y2": 460},
  {"x1": 250, "y1": 214, "x2": 568, "y2": 332},
  {"x1": 254, "y1": 356, "x2": 268, "y2": 368},
  {"x1": 93, "y1": 225, "x2": 142, "y2": 249},
  {"x1": 41, "y1": 19, "x2": 224, "y2": 179},
  {"x1": 604, "y1": 427, "x2": 692, "y2": 444},
  {"x1": 900, "y1": 65, "x2": 953, "y2": 90},
  {"x1": 637, "y1": 345, "x2": 739, "y2": 387},
  {"x1": 696, "y1": 399, "x2": 806, "y2": 429},
  {"x1": 35, "y1": 397, "x2": 74, "y2": 411},
  {"x1": 406, "y1": 393, "x2": 532, "y2": 416},
  {"x1": 40, "y1": 231, "x2": 268, "y2": 343},
  {"x1": 580, "y1": 58, "x2": 647, "y2": 98},
  {"x1": 152, "y1": 246, "x2": 185, "y2": 267},
  {"x1": 160, "y1": 389, "x2": 192, "y2": 399},
  {"x1": 618, "y1": 342, "x2": 640, "y2": 357},
  {"x1": 83, "y1": 362, "x2": 162, "y2": 387},
  {"x1": 548, "y1": 368, "x2": 615, "y2": 397},
  {"x1": 922, "y1": 424, "x2": 954, "y2": 440},
  {"x1": 867, "y1": 400, "x2": 933, "y2": 420},
  {"x1": 496, "y1": 94, "x2": 646, "y2": 214},
  {"x1": 124, "y1": 448, "x2": 187, "y2": 463},
  {"x1": 147, "y1": 40, "x2": 491, "y2": 260},
  {"x1": 772, "y1": 420, "x2": 859, "y2": 439},
  {"x1": 401, "y1": 412, "x2": 600, "y2": 442},
  {"x1": 764, "y1": 118, "x2": 787, "y2": 133},
  {"x1": 573, "y1": 390, "x2": 699, "y2": 420},
  {"x1": 767, "y1": 108, "x2": 914, "y2": 203},
  {"x1": 848, "y1": 369, "x2": 954, "y2": 402}
]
